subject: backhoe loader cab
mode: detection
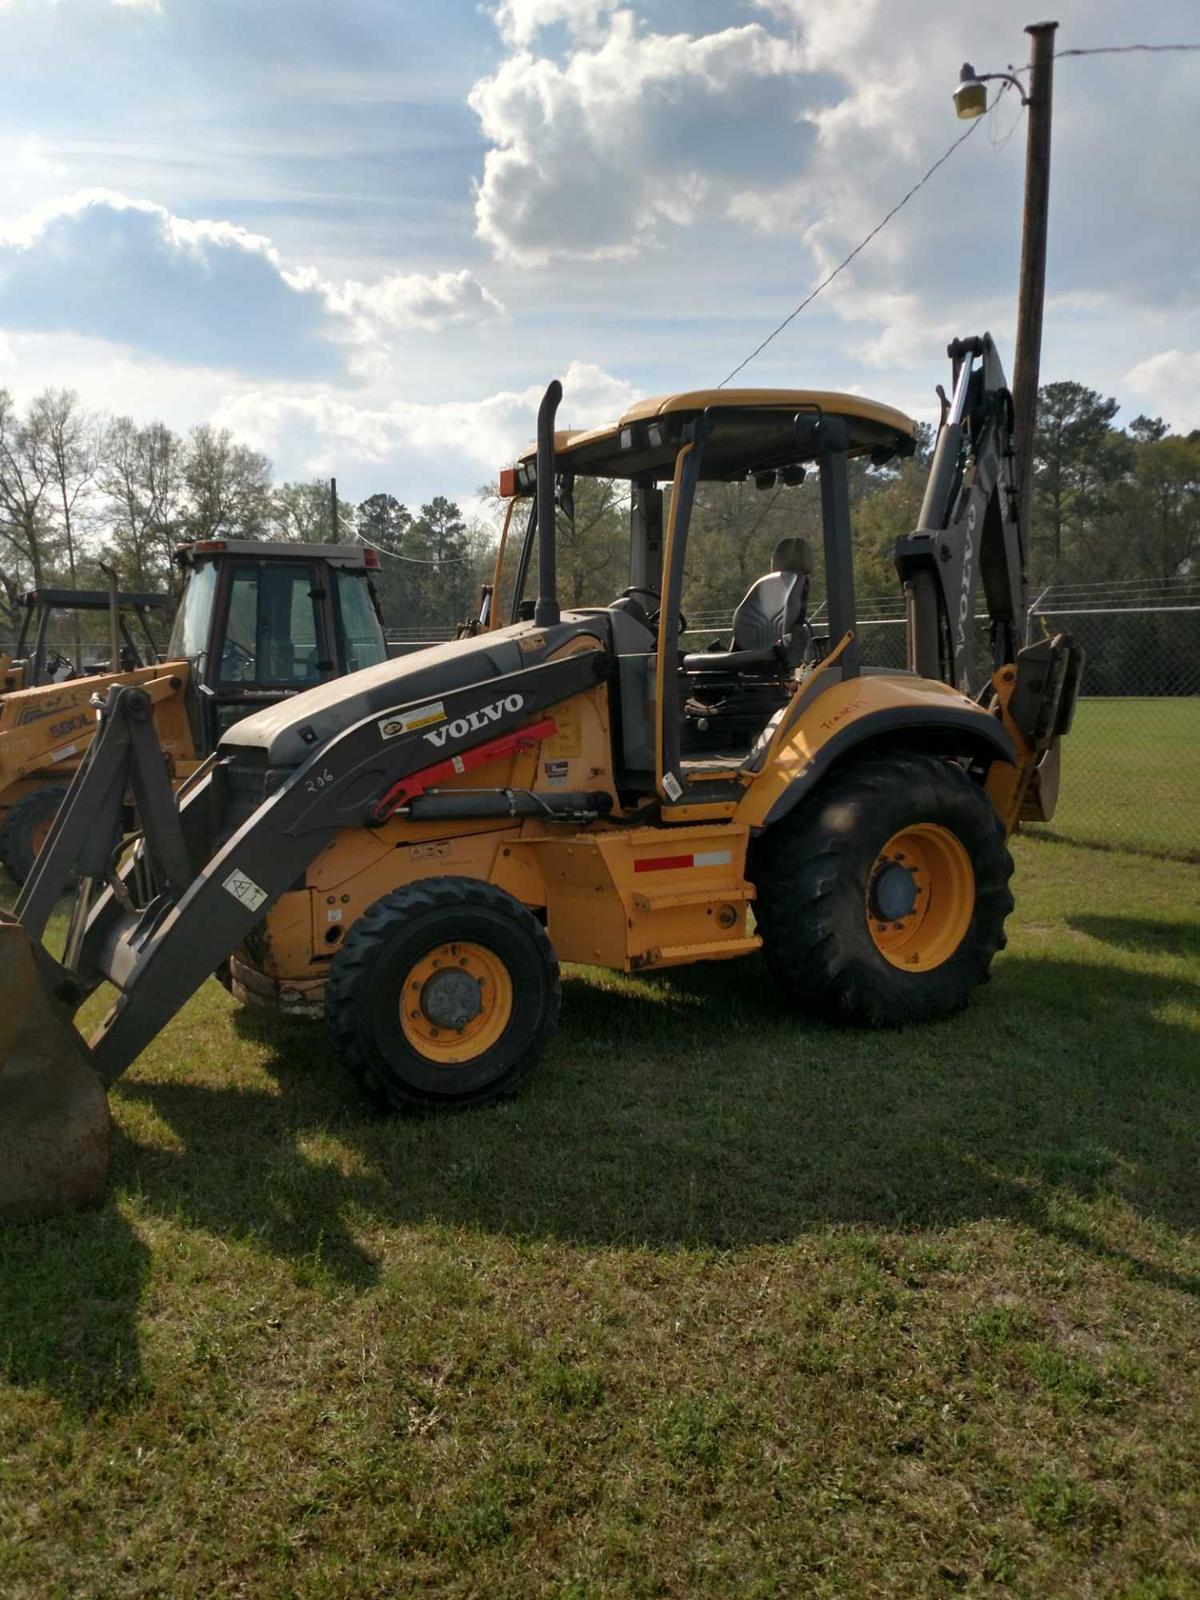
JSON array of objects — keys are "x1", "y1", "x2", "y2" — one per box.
[
  {"x1": 1, "y1": 340, "x2": 1083, "y2": 1220},
  {"x1": 167, "y1": 539, "x2": 389, "y2": 745},
  {"x1": 494, "y1": 386, "x2": 924, "y2": 792}
]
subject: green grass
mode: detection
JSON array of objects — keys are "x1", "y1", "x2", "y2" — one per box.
[
  {"x1": 2, "y1": 835, "x2": 1199, "y2": 1597},
  {"x1": 1027, "y1": 698, "x2": 1199, "y2": 861}
]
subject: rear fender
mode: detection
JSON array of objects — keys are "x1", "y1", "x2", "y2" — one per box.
[{"x1": 736, "y1": 672, "x2": 1014, "y2": 830}]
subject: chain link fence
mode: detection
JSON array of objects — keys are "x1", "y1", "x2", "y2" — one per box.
[
  {"x1": 847, "y1": 579, "x2": 1200, "y2": 862},
  {"x1": 414, "y1": 581, "x2": 1197, "y2": 860},
  {"x1": 12, "y1": 581, "x2": 1195, "y2": 860}
]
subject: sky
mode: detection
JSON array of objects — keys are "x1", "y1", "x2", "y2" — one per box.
[{"x1": 1, "y1": 0, "x2": 1198, "y2": 507}]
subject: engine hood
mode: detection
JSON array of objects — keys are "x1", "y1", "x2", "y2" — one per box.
[{"x1": 217, "y1": 617, "x2": 608, "y2": 769}]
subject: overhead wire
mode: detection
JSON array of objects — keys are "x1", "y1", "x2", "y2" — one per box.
[
  {"x1": 1052, "y1": 42, "x2": 1200, "y2": 60},
  {"x1": 357, "y1": 532, "x2": 474, "y2": 565},
  {"x1": 718, "y1": 40, "x2": 1200, "y2": 387},
  {"x1": 716, "y1": 115, "x2": 987, "y2": 387}
]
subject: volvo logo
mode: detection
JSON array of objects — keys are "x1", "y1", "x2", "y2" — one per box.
[{"x1": 423, "y1": 693, "x2": 526, "y2": 749}]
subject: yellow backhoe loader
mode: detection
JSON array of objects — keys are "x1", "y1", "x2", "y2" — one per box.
[
  {"x1": 0, "y1": 337, "x2": 1081, "y2": 1219},
  {"x1": 1, "y1": 579, "x2": 169, "y2": 698},
  {"x1": 0, "y1": 540, "x2": 389, "y2": 883}
]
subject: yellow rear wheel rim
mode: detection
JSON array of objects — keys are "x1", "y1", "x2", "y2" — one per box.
[
  {"x1": 31, "y1": 816, "x2": 54, "y2": 857},
  {"x1": 400, "y1": 941, "x2": 514, "y2": 1065},
  {"x1": 866, "y1": 823, "x2": 975, "y2": 972}
]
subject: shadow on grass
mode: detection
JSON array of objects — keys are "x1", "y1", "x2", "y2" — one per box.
[
  {"x1": 1068, "y1": 914, "x2": 1200, "y2": 963},
  {"x1": 107, "y1": 952, "x2": 1200, "y2": 1283},
  {"x1": 6, "y1": 945, "x2": 1196, "y2": 1410},
  {"x1": 1022, "y1": 826, "x2": 1200, "y2": 867}
]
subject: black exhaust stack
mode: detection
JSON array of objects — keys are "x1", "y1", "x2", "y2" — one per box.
[{"x1": 534, "y1": 379, "x2": 562, "y2": 628}]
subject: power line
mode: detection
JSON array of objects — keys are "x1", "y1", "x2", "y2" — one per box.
[
  {"x1": 1053, "y1": 42, "x2": 1200, "y2": 60},
  {"x1": 357, "y1": 532, "x2": 474, "y2": 565},
  {"x1": 718, "y1": 40, "x2": 1200, "y2": 388},
  {"x1": 717, "y1": 115, "x2": 986, "y2": 388}
]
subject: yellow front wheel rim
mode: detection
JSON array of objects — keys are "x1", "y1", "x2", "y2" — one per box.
[
  {"x1": 400, "y1": 941, "x2": 514, "y2": 1064},
  {"x1": 866, "y1": 824, "x2": 975, "y2": 972}
]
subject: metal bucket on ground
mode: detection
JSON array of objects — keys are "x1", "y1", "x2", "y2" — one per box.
[{"x1": 0, "y1": 915, "x2": 109, "y2": 1222}]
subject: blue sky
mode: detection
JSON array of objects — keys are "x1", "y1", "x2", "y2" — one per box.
[{"x1": 1, "y1": 0, "x2": 1197, "y2": 506}]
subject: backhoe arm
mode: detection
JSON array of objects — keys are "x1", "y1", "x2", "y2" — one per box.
[
  {"x1": 894, "y1": 335, "x2": 1025, "y2": 692},
  {"x1": 893, "y1": 334, "x2": 1084, "y2": 833}
]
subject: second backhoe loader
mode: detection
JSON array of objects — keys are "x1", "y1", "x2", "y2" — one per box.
[
  {"x1": 1, "y1": 581, "x2": 169, "y2": 696},
  {"x1": 0, "y1": 539, "x2": 389, "y2": 882},
  {"x1": 0, "y1": 339, "x2": 1081, "y2": 1219}
]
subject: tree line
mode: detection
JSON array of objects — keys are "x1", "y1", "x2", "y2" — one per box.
[{"x1": 2, "y1": 379, "x2": 1195, "y2": 647}]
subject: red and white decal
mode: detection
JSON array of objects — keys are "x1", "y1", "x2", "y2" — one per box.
[{"x1": 634, "y1": 848, "x2": 732, "y2": 874}]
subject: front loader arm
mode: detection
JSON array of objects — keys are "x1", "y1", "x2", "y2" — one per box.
[{"x1": 15, "y1": 649, "x2": 606, "y2": 1086}]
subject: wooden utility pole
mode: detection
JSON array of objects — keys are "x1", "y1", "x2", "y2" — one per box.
[{"x1": 1011, "y1": 20, "x2": 1058, "y2": 549}]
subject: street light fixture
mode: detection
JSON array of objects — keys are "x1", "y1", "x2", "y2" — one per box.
[{"x1": 953, "y1": 60, "x2": 1030, "y2": 119}]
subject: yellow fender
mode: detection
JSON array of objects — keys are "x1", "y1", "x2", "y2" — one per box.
[{"x1": 737, "y1": 667, "x2": 1015, "y2": 831}]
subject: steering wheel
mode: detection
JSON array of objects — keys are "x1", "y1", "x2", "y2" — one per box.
[
  {"x1": 221, "y1": 637, "x2": 256, "y2": 681},
  {"x1": 614, "y1": 586, "x2": 689, "y2": 637},
  {"x1": 45, "y1": 650, "x2": 77, "y2": 682}
]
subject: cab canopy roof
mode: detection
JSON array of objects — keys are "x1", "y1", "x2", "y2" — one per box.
[
  {"x1": 173, "y1": 539, "x2": 376, "y2": 569},
  {"x1": 507, "y1": 388, "x2": 917, "y2": 492},
  {"x1": 21, "y1": 588, "x2": 169, "y2": 611}
]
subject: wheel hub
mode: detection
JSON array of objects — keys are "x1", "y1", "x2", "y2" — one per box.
[
  {"x1": 400, "y1": 940, "x2": 514, "y2": 1065},
  {"x1": 419, "y1": 968, "x2": 483, "y2": 1031},
  {"x1": 865, "y1": 823, "x2": 976, "y2": 973},
  {"x1": 869, "y1": 860, "x2": 919, "y2": 922}
]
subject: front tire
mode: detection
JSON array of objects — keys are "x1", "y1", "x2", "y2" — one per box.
[
  {"x1": 325, "y1": 877, "x2": 560, "y2": 1112},
  {"x1": 750, "y1": 753, "x2": 1013, "y2": 1025},
  {"x1": 0, "y1": 783, "x2": 68, "y2": 885}
]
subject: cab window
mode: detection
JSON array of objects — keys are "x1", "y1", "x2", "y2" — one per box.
[
  {"x1": 218, "y1": 563, "x2": 325, "y2": 686},
  {"x1": 168, "y1": 561, "x2": 218, "y2": 663}
]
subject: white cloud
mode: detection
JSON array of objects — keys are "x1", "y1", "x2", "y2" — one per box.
[
  {"x1": 736, "y1": 0, "x2": 1200, "y2": 345},
  {"x1": 1124, "y1": 350, "x2": 1200, "y2": 433},
  {"x1": 469, "y1": 0, "x2": 1200, "y2": 382},
  {"x1": 0, "y1": 190, "x2": 501, "y2": 377},
  {"x1": 211, "y1": 360, "x2": 639, "y2": 486},
  {"x1": 493, "y1": 0, "x2": 618, "y2": 48},
  {"x1": 469, "y1": 9, "x2": 820, "y2": 264},
  {"x1": 325, "y1": 269, "x2": 505, "y2": 338}
]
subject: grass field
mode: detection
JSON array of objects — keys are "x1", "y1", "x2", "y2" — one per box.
[
  {"x1": 2, "y1": 826, "x2": 1199, "y2": 1595},
  {"x1": 1027, "y1": 698, "x2": 1199, "y2": 862}
]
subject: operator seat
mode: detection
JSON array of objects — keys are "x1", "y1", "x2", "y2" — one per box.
[
  {"x1": 682, "y1": 537, "x2": 812, "y2": 673},
  {"x1": 730, "y1": 537, "x2": 811, "y2": 654},
  {"x1": 680, "y1": 537, "x2": 813, "y2": 758}
]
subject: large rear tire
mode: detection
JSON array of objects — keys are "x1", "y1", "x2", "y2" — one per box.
[
  {"x1": 750, "y1": 753, "x2": 1013, "y2": 1025},
  {"x1": 0, "y1": 783, "x2": 68, "y2": 885},
  {"x1": 325, "y1": 877, "x2": 560, "y2": 1112}
]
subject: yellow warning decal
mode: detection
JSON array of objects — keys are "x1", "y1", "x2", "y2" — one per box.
[{"x1": 378, "y1": 700, "x2": 446, "y2": 740}]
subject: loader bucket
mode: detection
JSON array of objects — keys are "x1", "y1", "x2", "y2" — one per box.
[{"x1": 0, "y1": 916, "x2": 109, "y2": 1222}]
